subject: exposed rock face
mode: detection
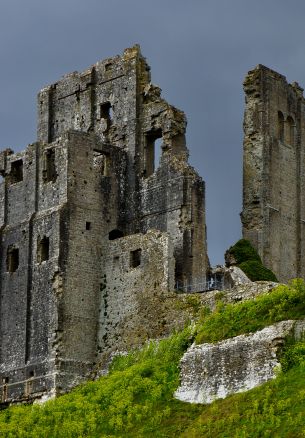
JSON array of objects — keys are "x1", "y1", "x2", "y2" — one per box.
[
  {"x1": 175, "y1": 319, "x2": 305, "y2": 404},
  {"x1": 227, "y1": 266, "x2": 251, "y2": 285}
]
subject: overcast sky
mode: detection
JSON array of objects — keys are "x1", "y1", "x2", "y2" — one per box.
[{"x1": 1, "y1": 0, "x2": 305, "y2": 264}]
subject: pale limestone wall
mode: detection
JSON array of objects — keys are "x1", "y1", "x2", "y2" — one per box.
[{"x1": 175, "y1": 319, "x2": 305, "y2": 404}]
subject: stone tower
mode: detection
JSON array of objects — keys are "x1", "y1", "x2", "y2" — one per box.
[
  {"x1": 0, "y1": 46, "x2": 208, "y2": 404},
  {"x1": 242, "y1": 64, "x2": 305, "y2": 282}
]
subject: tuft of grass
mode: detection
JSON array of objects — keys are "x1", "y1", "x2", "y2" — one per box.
[
  {"x1": 180, "y1": 362, "x2": 305, "y2": 438},
  {"x1": 1, "y1": 281, "x2": 305, "y2": 437},
  {"x1": 195, "y1": 278, "x2": 305, "y2": 344},
  {"x1": 0, "y1": 328, "x2": 194, "y2": 437}
]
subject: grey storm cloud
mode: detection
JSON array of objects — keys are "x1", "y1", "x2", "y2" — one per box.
[{"x1": 1, "y1": 0, "x2": 305, "y2": 264}]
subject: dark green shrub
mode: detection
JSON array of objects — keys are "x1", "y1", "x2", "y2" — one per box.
[
  {"x1": 225, "y1": 238, "x2": 278, "y2": 282},
  {"x1": 239, "y1": 260, "x2": 278, "y2": 282},
  {"x1": 226, "y1": 238, "x2": 261, "y2": 264}
]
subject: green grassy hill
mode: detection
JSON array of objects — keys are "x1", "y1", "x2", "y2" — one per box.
[{"x1": 1, "y1": 280, "x2": 305, "y2": 437}]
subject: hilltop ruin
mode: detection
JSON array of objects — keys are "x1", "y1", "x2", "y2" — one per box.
[{"x1": 0, "y1": 46, "x2": 208, "y2": 404}]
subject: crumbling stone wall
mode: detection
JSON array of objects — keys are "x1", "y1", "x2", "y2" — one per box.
[
  {"x1": 98, "y1": 231, "x2": 176, "y2": 356},
  {"x1": 242, "y1": 65, "x2": 305, "y2": 282},
  {"x1": 0, "y1": 142, "x2": 65, "y2": 402},
  {"x1": 0, "y1": 46, "x2": 208, "y2": 404},
  {"x1": 37, "y1": 45, "x2": 208, "y2": 285}
]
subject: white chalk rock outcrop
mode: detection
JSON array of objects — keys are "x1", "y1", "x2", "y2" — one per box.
[{"x1": 175, "y1": 319, "x2": 305, "y2": 404}]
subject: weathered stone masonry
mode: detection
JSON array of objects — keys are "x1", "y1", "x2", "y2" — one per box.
[
  {"x1": 242, "y1": 65, "x2": 305, "y2": 282},
  {"x1": 0, "y1": 46, "x2": 208, "y2": 403}
]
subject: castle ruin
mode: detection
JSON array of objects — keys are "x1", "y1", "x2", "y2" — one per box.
[
  {"x1": 0, "y1": 46, "x2": 208, "y2": 404},
  {"x1": 2, "y1": 46, "x2": 304, "y2": 406},
  {"x1": 242, "y1": 65, "x2": 305, "y2": 282}
]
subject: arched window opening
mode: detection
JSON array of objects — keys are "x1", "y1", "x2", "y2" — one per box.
[
  {"x1": 108, "y1": 229, "x2": 124, "y2": 240},
  {"x1": 286, "y1": 116, "x2": 295, "y2": 145},
  {"x1": 278, "y1": 111, "x2": 284, "y2": 142},
  {"x1": 144, "y1": 129, "x2": 163, "y2": 177}
]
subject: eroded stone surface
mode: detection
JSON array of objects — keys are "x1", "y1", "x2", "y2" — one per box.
[
  {"x1": 0, "y1": 46, "x2": 208, "y2": 405},
  {"x1": 242, "y1": 65, "x2": 305, "y2": 282},
  {"x1": 175, "y1": 319, "x2": 305, "y2": 404}
]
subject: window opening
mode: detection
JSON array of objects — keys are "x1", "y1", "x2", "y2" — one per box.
[
  {"x1": 10, "y1": 159, "x2": 23, "y2": 184},
  {"x1": 43, "y1": 148, "x2": 57, "y2": 182},
  {"x1": 175, "y1": 258, "x2": 183, "y2": 283},
  {"x1": 86, "y1": 221, "x2": 91, "y2": 230},
  {"x1": 144, "y1": 129, "x2": 162, "y2": 177},
  {"x1": 154, "y1": 138, "x2": 162, "y2": 170},
  {"x1": 7, "y1": 246, "x2": 19, "y2": 273},
  {"x1": 109, "y1": 229, "x2": 124, "y2": 240},
  {"x1": 100, "y1": 102, "x2": 113, "y2": 130},
  {"x1": 109, "y1": 106, "x2": 114, "y2": 120},
  {"x1": 105, "y1": 62, "x2": 113, "y2": 72},
  {"x1": 37, "y1": 236, "x2": 49, "y2": 264},
  {"x1": 286, "y1": 116, "x2": 295, "y2": 145},
  {"x1": 130, "y1": 248, "x2": 142, "y2": 268},
  {"x1": 278, "y1": 111, "x2": 284, "y2": 141},
  {"x1": 93, "y1": 150, "x2": 110, "y2": 176}
]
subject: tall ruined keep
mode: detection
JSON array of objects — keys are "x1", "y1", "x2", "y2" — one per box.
[
  {"x1": 0, "y1": 46, "x2": 208, "y2": 404},
  {"x1": 242, "y1": 65, "x2": 305, "y2": 282}
]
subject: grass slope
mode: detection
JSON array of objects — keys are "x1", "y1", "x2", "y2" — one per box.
[{"x1": 1, "y1": 280, "x2": 305, "y2": 437}]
